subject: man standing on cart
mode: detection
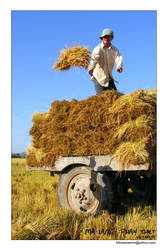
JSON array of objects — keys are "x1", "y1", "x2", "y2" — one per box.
[{"x1": 88, "y1": 28, "x2": 123, "y2": 94}]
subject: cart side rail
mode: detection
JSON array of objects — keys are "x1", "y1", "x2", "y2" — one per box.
[{"x1": 26, "y1": 155, "x2": 149, "y2": 172}]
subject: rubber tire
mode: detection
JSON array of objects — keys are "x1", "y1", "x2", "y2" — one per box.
[{"x1": 58, "y1": 166, "x2": 112, "y2": 215}]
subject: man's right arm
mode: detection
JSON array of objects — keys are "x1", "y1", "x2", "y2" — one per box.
[
  {"x1": 88, "y1": 46, "x2": 100, "y2": 76},
  {"x1": 88, "y1": 68, "x2": 94, "y2": 76}
]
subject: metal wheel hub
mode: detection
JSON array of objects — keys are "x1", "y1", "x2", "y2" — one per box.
[{"x1": 67, "y1": 173, "x2": 99, "y2": 214}]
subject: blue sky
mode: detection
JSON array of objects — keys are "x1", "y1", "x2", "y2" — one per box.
[{"x1": 12, "y1": 10, "x2": 156, "y2": 153}]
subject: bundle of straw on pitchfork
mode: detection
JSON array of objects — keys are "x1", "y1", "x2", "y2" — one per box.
[{"x1": 53, "y1": 45, "x2": 91, "y2": 71}]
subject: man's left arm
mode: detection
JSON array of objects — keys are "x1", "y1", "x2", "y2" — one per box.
[{"x1": 115, "y1": 49, "x2": 123, "y2": 73}]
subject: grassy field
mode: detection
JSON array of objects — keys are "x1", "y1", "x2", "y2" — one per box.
[{"x1": 12, "y1": 158, "x2": 156, "y2": 240}]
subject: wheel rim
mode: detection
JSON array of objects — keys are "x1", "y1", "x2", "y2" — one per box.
[{"x1": 67, "y1": 173, "x2": 100, "y2": 215}]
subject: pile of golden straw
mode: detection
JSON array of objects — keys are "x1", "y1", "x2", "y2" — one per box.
[
  {"x1": 53, "y1": 45, "x2": 91, "y2": 71},
  {"x1": 27, "y1": 89, "x2": 156, "y2": 171}
]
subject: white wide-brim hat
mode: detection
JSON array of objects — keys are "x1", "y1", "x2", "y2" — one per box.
[{"x1": 99, "y1": 29, "x2": 113, "y2": 39}]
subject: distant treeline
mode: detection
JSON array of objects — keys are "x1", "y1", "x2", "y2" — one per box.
[{"x1": 12, "y1": 153, "x2": 27, "y2": 158}]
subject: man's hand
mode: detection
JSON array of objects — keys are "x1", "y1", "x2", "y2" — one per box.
[
  {"x1": 88, "y1": 68, "x2": 94, "y2": 76},
  {"x1": 116, "y1": 68, "x2": 123, "y2": 73}
]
